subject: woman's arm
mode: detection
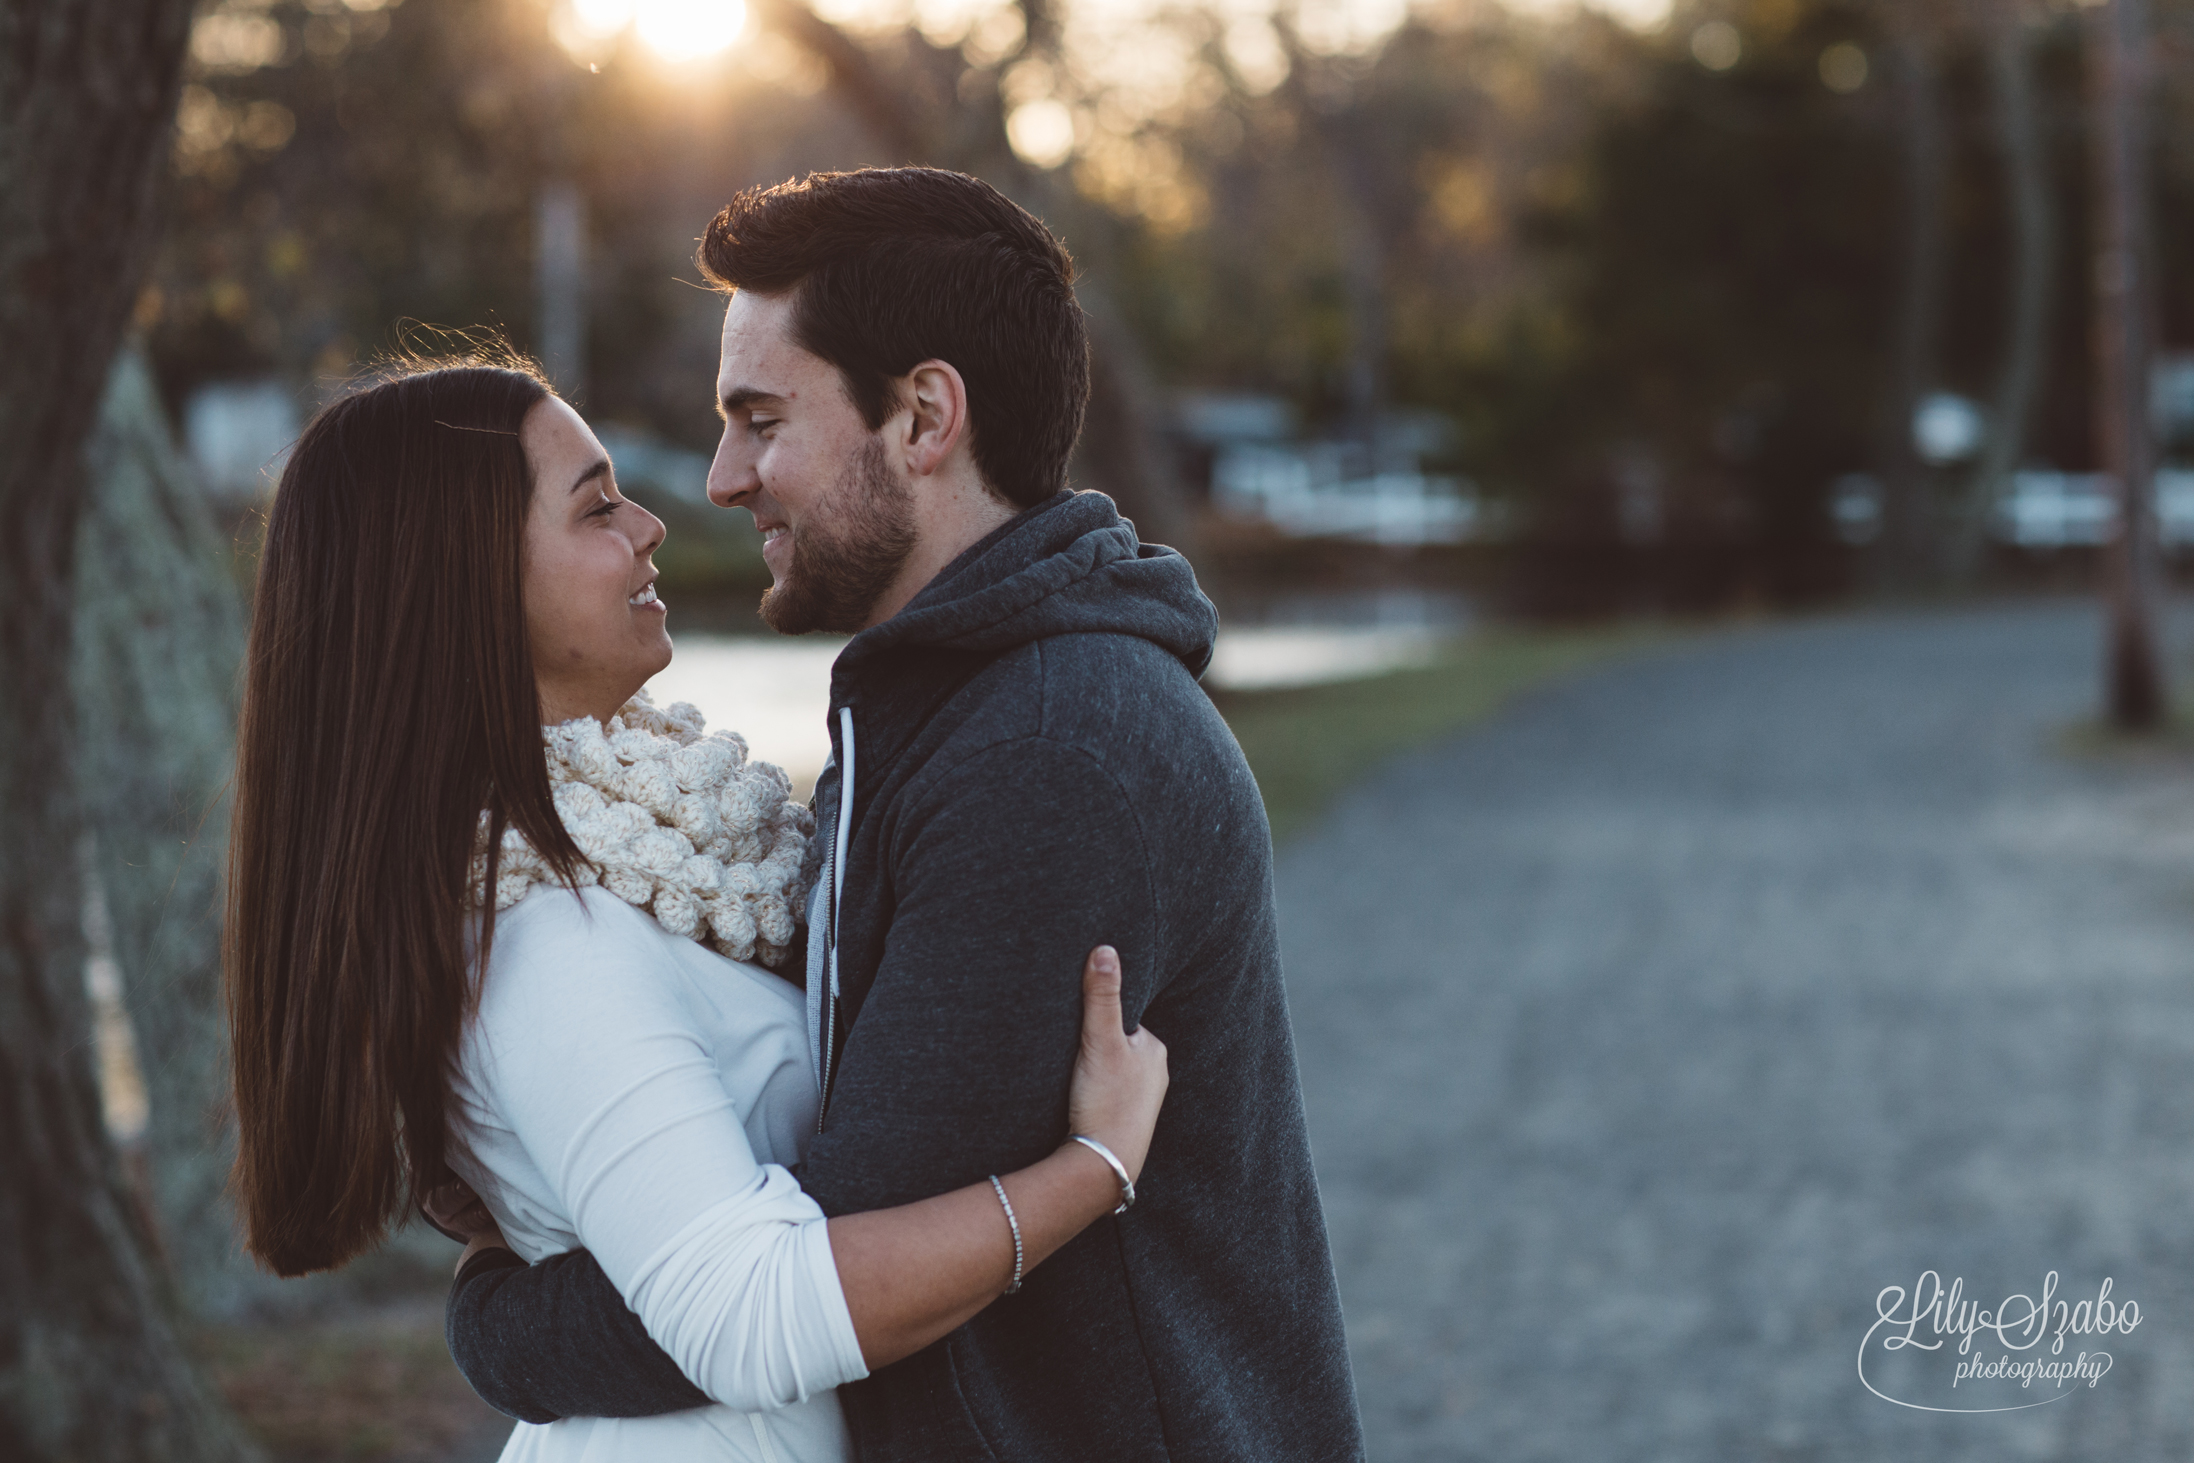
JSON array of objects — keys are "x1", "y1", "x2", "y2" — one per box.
[
  {"x1": 456, "y1": 900, "x2": 1161, "y2": 1412},
  {"x1": 828, "y1": 945, "x2": 1163, "y2": 1368},
  {"x1": 453, "y1": 973, "x2": 1140, "y2": 1372}
]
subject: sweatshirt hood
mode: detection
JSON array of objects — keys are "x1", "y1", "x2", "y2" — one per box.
[{"x1": 831, "y1": 490, "x2": 1216, "y2": 692}]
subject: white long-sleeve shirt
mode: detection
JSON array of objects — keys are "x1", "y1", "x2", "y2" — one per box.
[{"x1": 448, "y1": 885, "x2": 869, "y2": 1463}]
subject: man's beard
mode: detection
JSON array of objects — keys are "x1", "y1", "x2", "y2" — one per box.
[{"x1": 760, "y1": 436, "x2": 919, "y2": 636}]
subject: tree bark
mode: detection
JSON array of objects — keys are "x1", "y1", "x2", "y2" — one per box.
[
  {"x1": 1951, "y1": 0, "x2": 2056, "y2": 583},
  {"x1": 0, "y1": 0, "x2": 265, "y2": 1456},
  {"x1": 2086, "y1": 0, "x2": 2167, "y2": 728},
  {"x1": 74, "y1": 348, "x2": 267, "y2": 1322}
]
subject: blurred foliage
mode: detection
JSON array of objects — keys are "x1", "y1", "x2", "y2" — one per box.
[
  {"x1": 198, "y1": 1296, "x2": 505, "y2": 1462},
  {"x1": 145, "y1": 0, "x2": 2194, "y2": 599},
  {"x1": 149, "y1": 0, "x2": 872, "y2": 448}
]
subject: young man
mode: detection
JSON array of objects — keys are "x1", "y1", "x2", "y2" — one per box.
[{"x1": 443, "y1": 167, "x2": 1364, "y2": 1461}]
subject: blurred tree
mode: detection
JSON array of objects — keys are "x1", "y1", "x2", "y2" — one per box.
[
  {"x1": 149, "y1": 0, "x2": 578, "y2": 396},
  {"x1": 0, "y1": 0, "x2": 267, "y2": 1456},
  {"x1": 141, "y1": 0, "x2": 2194, "y2": 604},
  {"x1": 2087, "y1": 0, "x2": 2167, "y2": 726},
  {"x1": 1269, "y1": 15, "x2": 1397, "y2": 468},
  {"x1": 1525, "y1": 2, "x2": 1904, "y2": 598},
  {"x1": 1946, "y1": 0, "x2": 2056, "y2": 582},
  {"x1": 1877, "y1": 1, "x2": 1953, "y2": 588},
  {"x1": 148, "y1": 0, "x2": 1192, "y2": 545},
  {"x1": 73, "y1": 348, "x2": 263, "y2": 1322}
]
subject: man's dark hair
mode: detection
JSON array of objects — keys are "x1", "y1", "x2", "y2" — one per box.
[{"x1": 700, "y1": 168, "x2": 1090, "y2": 508}]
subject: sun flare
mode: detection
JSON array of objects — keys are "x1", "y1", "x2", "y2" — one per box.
[
  {"x1": 635, "y1": 0, "x2": 747, "y2": 60},
  {"x1": 564, "y1": 0, "x2": 747, "y2": 62}
]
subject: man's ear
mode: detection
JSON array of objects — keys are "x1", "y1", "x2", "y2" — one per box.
[{"x1": 900, "y1": 359, "x2": 970, "y2": 480}]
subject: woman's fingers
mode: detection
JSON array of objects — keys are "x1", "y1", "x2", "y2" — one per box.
[{"x1": 1081, "y1": 945, "x2": 1124, "y2": 1042}]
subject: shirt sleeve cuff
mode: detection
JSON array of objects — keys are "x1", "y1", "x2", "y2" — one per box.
[{"x1": 807, "y1": 1211, "x2": 871, "y2": 1386}]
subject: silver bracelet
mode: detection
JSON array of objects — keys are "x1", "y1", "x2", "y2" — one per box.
[
  {"x1": 989, "y1": 1175, "x2": 1024, "y2": 1294},
  {"x1": 1070, "y1": 1134, "x2": 1137, "y2": 1215}
]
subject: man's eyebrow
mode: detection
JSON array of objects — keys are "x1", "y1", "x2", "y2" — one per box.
[
  {"x1": 568, "y1": 458, "x2": 611, "y2": 495},
  {"x1": 718, "y1": 387, "x2": 785, "y2": 419}
]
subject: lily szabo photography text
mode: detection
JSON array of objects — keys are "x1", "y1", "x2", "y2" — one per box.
[
  {"x1": 1861, "y1": 1273, "x2": 2144, "y2": 1412},
  {"x1": 17, "y1": 1, "x2": 2194, "y2": 1461}
]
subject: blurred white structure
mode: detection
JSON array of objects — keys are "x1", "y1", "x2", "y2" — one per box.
[
  {"x1": 182, "y1": 378, "x2": 300, "y2": 504},
  {"x1": 1178, "y1": 393, "x2": 1296, "y2": 444},
  {"x1": 1989, "y1": 468, "x2": 2194, "y2": 550},
  {"x1": 1912, "y1": 392, "x2": 1986, "y2": 466},
  {"x1": 1212, "y1": 445, "x2": 1484, "y2": 547},
  {"x1": 1182, "y1": 393, "x2": 1487, "y2": 548},
  {"x1": 1829, "y1": 473, "x2": 1885, "y2": 545},
  {"x1": 2151, "y1": 353, "x2": 2194, "y2": 441}
]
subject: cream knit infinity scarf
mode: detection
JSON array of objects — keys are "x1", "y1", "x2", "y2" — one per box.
[{"x1": 473, "y1": 691, "x2": 816, "y2": 969}]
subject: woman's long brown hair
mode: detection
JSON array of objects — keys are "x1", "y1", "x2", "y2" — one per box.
[{"x1": 228, "y1": 363, "x2": 586, "y2": 1276}]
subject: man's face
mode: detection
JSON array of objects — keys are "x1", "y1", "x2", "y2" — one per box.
[{"x1": 706, "y1": 291, "x2": 917, "y2": 635}]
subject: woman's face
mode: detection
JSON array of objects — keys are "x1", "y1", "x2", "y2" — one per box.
[{"x1": 521, "y1": 396, "x2": 672, "y2": 726}]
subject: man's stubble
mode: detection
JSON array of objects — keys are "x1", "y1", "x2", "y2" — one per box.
[{"x1": 760, "y1": 435, "x2": 919, "y2": 636}]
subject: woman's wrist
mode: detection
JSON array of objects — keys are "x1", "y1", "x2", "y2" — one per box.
[
  {"x1": 1067, "y1": 1134, "x2": 1136, "y2": 1213},
  {"x1": 1040, "y1": 1139, "x2": 1127, "y2": 1221},
  {"x1": 998, "y1": 1145, "x2": 1123, "y2": 1268}
]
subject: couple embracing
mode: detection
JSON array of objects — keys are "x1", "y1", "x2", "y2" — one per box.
[{"x1": 226, "y1": 166, "x2": 1363, "y2": 1462}]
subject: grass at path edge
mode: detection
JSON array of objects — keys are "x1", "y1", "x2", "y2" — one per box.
[{"x1": 1211, "y1": 623, "x2": 1679, "y2": 846}]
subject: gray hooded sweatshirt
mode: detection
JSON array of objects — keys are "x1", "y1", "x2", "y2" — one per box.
[{"x1": 446, "y1": 489, "x2": 1365, "y2": 1462}]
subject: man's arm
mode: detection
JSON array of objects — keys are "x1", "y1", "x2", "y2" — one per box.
[
  {"x1": 803, "y1": 739, "x2": 1160, "y2": 1215},
  {"x1": 447, "y1": 1247, "x2": 707, "y2": 1423}
]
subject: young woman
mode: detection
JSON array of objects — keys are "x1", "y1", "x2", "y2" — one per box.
[{"x1": 225, "y1": 359, "x2": 1167, "y2": 1462}]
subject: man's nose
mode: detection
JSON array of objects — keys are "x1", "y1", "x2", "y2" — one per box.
[{"x1": 707, "y1": 435, "x2": 754, "y2": 508}]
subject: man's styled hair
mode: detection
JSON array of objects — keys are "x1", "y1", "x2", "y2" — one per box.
[{"x1": 699, "y1": 168, "x2": 1091, "y2": 508}]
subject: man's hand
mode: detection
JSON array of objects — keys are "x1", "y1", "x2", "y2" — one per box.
[{"x1": 424, "y1": 1176, "x2": 511, "y2": 1274}]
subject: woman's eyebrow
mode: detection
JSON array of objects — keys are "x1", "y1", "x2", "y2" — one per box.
[{"x1": 568, "y1": 458, "x2": 611, "y2": 496}]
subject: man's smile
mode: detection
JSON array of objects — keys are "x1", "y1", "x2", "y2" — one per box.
[{"x1": 757, "y1": 518, "x2": 791, "y2": 576}]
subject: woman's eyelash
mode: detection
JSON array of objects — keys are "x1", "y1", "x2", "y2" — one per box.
[{"x1": 590, "y1": 497, "x2": 620, "y2": 518}]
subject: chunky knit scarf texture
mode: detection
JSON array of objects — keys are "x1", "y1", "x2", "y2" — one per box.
[{"x1": 474, "y1": 691, "x2": 816, "y2": 969}]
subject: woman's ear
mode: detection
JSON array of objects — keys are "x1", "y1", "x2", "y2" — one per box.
[{"x1": 901, "y1": 359, "x2": 969, "y2": 479}]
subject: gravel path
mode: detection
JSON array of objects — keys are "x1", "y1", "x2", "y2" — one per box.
[{"x1": 1278, "y1": 602, "x2": 2194, "y2": 1461}]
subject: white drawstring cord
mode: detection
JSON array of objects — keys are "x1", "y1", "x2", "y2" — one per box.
[{"x1": 817, "y1": 705, "x2": 855, "y2": 1128}]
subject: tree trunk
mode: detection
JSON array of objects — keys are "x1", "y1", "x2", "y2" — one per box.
[
  {"x1": 2086, "y1": 0, "x2": 2167, "y2": 728},
  {"x1": 0, "y1": 0, "x2": 264, "y2": 1456},
  {"x1": 74, "y1": 347, "x2": 269, "y2": 1321},
  {"x1": 1950, "y1": 1, "x2": 2056, "y2": 583},
  {"x1": 1330, "y1": 133, "x2": 1388, "y2": 477},
  {"x1": 1879, "y1": 23, "x2": 1950, "y2": 589}
]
